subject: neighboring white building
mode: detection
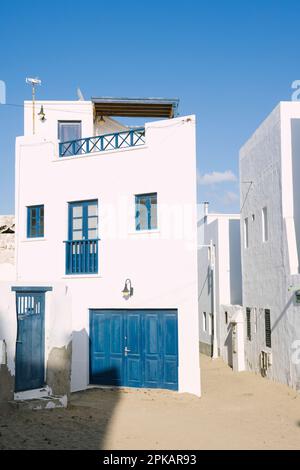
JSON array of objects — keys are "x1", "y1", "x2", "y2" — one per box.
[
  {"x1": 240, "y1": 101, "x2": 300, "y2": 390},
  {"x1": 198, "y1": 204, "x2": 243, "y2": 369},
  {"x1": 0, "y1": 97, "x2": 201, "y2": 403}
]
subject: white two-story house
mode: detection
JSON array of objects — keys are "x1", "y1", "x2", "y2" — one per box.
[{"x1": 0, "y1": 97, "x2": 201, "y2": 402}]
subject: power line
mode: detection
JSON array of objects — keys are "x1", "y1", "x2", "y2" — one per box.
[
  {"x1": 240, "y1": 181, "x2": 253, "y2": 213},
  {"x1": 1, "y1": 102, "x2": 93, "y2": 115}
]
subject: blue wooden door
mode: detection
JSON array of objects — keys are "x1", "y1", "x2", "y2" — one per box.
[
  {"x1": 125, "y1": 312, "x2": 143, "y2": 387},
  {"x1": 89, "y1": 310, "x2": 124, "y2": 386},
  {"x1": 15, "y1": 292, "x2": 45, "y2": 392},
  {"x1": 90, "y1": 309, "x2": 178, "y2": 390}
]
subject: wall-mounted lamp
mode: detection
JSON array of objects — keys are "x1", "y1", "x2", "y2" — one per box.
[
  {"x1": 122, "y1": 279, "x2": 133, "y2": 300},
  {"x1": 38, "y1": 105, "x2": 46, "y2": 122},
  {"x1": 98, "y1": 115, "x2": 105, "y2": 125}
]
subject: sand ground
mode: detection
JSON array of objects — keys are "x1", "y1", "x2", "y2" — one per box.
[{"x1": 1, "y1": 354, "x2": 300, "y2": 450}]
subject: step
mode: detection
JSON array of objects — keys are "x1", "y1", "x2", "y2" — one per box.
[{"x1": 9, "y1": 395, "x2": 68, "y2": 410}]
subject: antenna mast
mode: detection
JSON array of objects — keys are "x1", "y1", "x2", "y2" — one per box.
[{"x1": 26, "y1": 77, "x2": 42, "y2": 135}]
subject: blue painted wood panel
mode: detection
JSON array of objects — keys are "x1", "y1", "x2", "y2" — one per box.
[
  {"x1": 15, "y1": 292, "x2": 45, "y2": 392},
  {"x1": 89, "y1": 309, "x2": 178, "y2": 390}
]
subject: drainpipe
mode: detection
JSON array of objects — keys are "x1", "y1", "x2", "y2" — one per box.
[{"x1": 210, "y1": 240, "x2": 218, "y2": 359}]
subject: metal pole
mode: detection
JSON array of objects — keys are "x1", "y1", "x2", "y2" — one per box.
[
  {"x1": 210, "y1": 241, "x2": 218, "y2": 359},
  {"x1": 32, "y1": 84, "x2": 35, "y2": 135}
]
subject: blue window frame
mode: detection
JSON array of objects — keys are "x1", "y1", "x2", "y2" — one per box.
[
  {"x1": 58, "y1": 121, "x2": 82, "y2": 157},
  {"x1": 65, "y1": 200, "x2": 98, "y2": 274},
  {"x1": 27, "y1": 205, "x2": 44, "y2": 238},
  {"x1": 135, "y1": 193, "x2": 157, "y2": 231},
  {"x1": 68, "y1": 200, "x2": 98, "y2": 241}
]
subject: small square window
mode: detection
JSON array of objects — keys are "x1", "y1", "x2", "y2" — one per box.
[
  {"x1": 135, "y1": 193, "x2": 157, "y2": 231},
  {"x1": 27, "y1": 205, "x2": 44, "y2": 238}
]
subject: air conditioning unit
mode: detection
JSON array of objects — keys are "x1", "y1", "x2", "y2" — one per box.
[{"x1": 260, "y1": 350, "x2": 272, "y2": 375}]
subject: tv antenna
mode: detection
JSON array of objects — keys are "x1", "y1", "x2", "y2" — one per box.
[
  {"x1": 77, "y1": 87, "x2": 85, "y2": 101},
  {"x1": 26, "y1": 77, "x2": 41, "y2": 134}
]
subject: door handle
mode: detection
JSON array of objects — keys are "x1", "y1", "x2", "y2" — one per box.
[
  {"x1": 124, "y1": 347, "x2": 131, "y2": 355},
  {"x1": 16, "y1": 340, "x2": 22, "y2": 344}
]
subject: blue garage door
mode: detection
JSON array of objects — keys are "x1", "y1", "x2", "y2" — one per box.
[{"x1": 89, "y1": 309, "x2": 178, "y2": 390}]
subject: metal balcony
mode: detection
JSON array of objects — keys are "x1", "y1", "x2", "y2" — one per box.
[
  {"x1": 59, "y1": 128, "x2": 145, "y2": 157},
  {"x1": 65, "y1": 239, "x2": 98, "y2": 274}
]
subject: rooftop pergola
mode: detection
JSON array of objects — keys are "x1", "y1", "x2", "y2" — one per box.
[{"x1": 91, "y1": 97, "x2": 179, "y2": 119}]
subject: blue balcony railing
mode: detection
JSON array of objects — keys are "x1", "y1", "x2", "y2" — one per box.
[
  {"x1": 65, "y1": 239, "x2": 98, "y2": 274},
  {"x1": 59, "y1": 128, "x2": 145, "y2": 157}
]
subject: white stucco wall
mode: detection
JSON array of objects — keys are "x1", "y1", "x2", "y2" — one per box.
[
  {"x1": 24, "y1": 101, "x2": 129, "y2": 140},
  {"x1": 24, "y1": 101, "x2": 94, "y2": 140},
  {"x1": 16, "y1": 108, "x2": 201, "y2": 396},
  {"x1": 240, "y1": 102, "x2": 300, "y2": 389}
]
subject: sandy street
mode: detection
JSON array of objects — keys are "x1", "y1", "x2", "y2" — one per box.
[{"x1": 1, "y1": 355, "x2": 300, "y2": 450}]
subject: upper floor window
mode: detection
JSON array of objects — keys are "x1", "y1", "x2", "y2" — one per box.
[
  {"x1": 58, "y1": 121, "x2": 82, "y2": 142},
  {"x1": 244, "y1": 217, "x2": 249, "y2": 249},
  {"x1": 262, "y1": 207, "x2": 268, "y2": 242},
  {"x1": 68, "y1": 200, "x2": 98, "y2": 241},
  {"x1": 135, "y1": 193, "x2": 157, "y2": 231},
  {"x1": 27, "y1": 205, "x2": 44, "y2": 238}
]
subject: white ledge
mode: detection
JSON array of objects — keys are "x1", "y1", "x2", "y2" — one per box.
[
  {"x1": 128, "y1": 229, "x2": 160, "y2": 235},
  {"x1": 21, "y1": 238, "x2": 47, "y2": 243},
  {"x1": 62, "y1": 274, "x2": 102, "y2": 279}
]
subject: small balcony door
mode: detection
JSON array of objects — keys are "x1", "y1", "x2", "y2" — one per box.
[{"x1": 66, "y1": 200, "x2": 98, "y2": 274}]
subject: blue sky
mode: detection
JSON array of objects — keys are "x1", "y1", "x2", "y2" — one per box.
[{"x1": 0, "y1": 0, "x2": 299, "y2": 214}]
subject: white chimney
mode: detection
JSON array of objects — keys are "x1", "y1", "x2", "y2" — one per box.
[{"x1": 203, "y1": 201, "x2": 209, "y2": 217}]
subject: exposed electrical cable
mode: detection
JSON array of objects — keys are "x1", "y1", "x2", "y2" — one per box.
[{"x1": 240, "y1": 181, "x2": 253, "y2": 213}]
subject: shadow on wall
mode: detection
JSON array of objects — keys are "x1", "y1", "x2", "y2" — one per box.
[
  {"x1": 0, "y1": 327, "x2": 121, "y2": 450},
  {"x1": 0, "y1": 307, "x2": 15, "y2": 406},
  {"x1": 45, "y1": 328, "x2": 122, "y2": 449}
]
